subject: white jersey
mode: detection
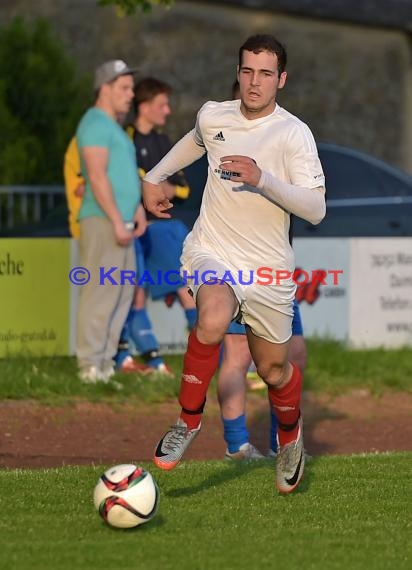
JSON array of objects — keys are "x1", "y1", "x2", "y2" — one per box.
[{"x1": 185, "y1": 99, "x2": 325, "y2": 277}]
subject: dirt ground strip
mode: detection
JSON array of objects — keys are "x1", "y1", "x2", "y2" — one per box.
[{"x1": 0, "y1": 390, "x2": 411, "y2": 468}]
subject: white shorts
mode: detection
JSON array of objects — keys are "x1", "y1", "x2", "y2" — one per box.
[{"x1": 181, "y1": 246, "x2": 295, "y2": 343}]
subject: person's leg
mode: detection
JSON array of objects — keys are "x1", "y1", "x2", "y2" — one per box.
[
  {"x1": 113, "y1": 322, "x2": 130, "y2": 369},
  {"x1": 101, "y1": 233, "x2": 136, "y2": 377},
  {"x1": 179, "y1": 282, "x2": 238, "y2": 427},
  {"x1": 219, "y1": 334, "x2": 251, "y2": 420},
  {"x1": 244, "y1": 284, "x2": 304, "y2": 493},
  {"x1": 112, "y1": 236, "x2": 149, "y2": 373},
  {"x1": 246, "y1": 330, "x2": 296, "y2": 442},
  {"x1": 219, "y1": 333, "x2": 250, "y2": 449},
  {"x1": 268, "y1": 299, "x2": 307, "y2": 455},
  {"x1": 76, "y1": 218, "x2": 108, "y2": 377},
  {"x1": 154, "y1": 281, "x2": 238, "y2": 470},
  {"x1": 115, "y1": 287, "x2": 164, "y2": 374},
  {"x1": 128, "y1": 287, "x2": 161, "y2": 366},
  {"x1": 247, "y1": 328, "x2": 304, "y2": 493},
  {"x1": 289, "y1": 335, "x2": 307, "y2": 374},
  {"x1": 217, "y1": 332, "x2": 264, "y2": 459},
  {"x1": 105, "y1": 234, "x2": 161, "y2": 375},
  {"x1": 77, "y1": 217, "x2": 134, "y2": 381},
  {"x1": 127, "y1": 238, "x2": 172, "y2": 375}
]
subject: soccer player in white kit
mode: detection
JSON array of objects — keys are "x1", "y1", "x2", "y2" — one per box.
[{"x1": 143, "y1": 34, "x2": 326, "y2": 493}]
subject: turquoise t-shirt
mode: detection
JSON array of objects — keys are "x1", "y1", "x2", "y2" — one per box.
[{"x1": 76, "y1": 107, "x2": 141, "y2": 222}]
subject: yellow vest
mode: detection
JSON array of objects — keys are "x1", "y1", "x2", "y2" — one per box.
[{"x1": 63, "y1": 136, "x2": 84, "y2": 238}]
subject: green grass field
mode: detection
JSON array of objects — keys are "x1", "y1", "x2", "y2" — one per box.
[
  {"x1": 0, "y1": 339, "x2": 411, "y2": 405},
  {"x1": 1, "y1": 341, "x2": 411, "y2": 569},
  {"x1": 0, "y1": 454, "x2": 410, "y2": 570}
]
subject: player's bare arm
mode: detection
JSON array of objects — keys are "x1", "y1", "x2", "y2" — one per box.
[{"x1": 82, "y1": 146, "x2": 133, "y2": 246}]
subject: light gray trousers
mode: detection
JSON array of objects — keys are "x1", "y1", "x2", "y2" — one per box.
[{"x1": 76, "y1": 217, "x2": 135, "y2": 370}]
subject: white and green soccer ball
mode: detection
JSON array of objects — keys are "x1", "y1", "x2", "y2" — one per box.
[{"x1": 93, "y1": 464, "x2": 159, "y2": 529}]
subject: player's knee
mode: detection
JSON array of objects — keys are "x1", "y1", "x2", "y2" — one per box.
[
  {"x1": 256, "y1": 361, "x2": 287, "y2": 387},
  {"x1": 197, "y1": 299, "x2": 233, "y2": 344},
  {"x1": 196, "y1": 312, "x2": 228, "y2": 344}
]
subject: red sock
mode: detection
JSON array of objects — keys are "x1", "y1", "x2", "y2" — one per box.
[
  {"x1": 179, "y1": 329, "x2": 220, "y2": 429},
  {"x1": 268, "y1": 363, "x2": 302, "y2": 446}
]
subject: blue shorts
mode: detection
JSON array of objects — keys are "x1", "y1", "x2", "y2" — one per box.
[
  {"x1": 226, "y1": 299, "x2": 303, "y2": 336},
  {"x1": 291, "y1": 299, "x2": 303, "y2": 335},
  {"x1": 135, "y1": 220, "x2": 189, "y2": 299}
]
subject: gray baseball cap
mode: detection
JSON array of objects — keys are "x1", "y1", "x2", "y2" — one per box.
[{"x1": 94, "y1": 59, "x2": 138, "y2": 90}]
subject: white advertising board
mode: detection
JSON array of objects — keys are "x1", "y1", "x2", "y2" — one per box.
[
  {"x1": 349, "y1": 238, "x2": 412, "y2": 347},
  {"x1": 146, "y1": 297, "x2": 188, "y2": 353},
  {"x1": 293, "y1": 238, "x2": 350, "y2": 341}
]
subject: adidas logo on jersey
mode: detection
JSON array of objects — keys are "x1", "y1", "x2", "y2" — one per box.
[{"x1": 213, "y1": 131, "x2": 225, "y2": 141}]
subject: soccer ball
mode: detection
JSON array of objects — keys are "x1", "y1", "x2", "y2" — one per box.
[{"x1": 93, "y1": 464, "x2": 159, "y2": 529}]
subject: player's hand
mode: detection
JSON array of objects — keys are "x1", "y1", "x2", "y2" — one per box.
[
  {"x1": 160, "y1": 181, "x2": 177, "y2": 200},
  {"x1": 219, "y1": 155, "x2": 261, "y2": 187},
  {"x1": 142, "y1": 180, "x2": 173, "y2": 219},
  {"x1": 113, "y1": 221, "x2": 134, "y2": 247}
]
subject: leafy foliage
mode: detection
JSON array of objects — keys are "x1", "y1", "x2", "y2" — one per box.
[
  {"x1": 98, "y1": 0, "x2": 174, "y2": 15},
  {"x1": 0, "y1": 18, "x2": 91, "y2": 184}
]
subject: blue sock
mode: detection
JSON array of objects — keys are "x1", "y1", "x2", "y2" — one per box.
[
  {"x1": 128, "y1": 308, "x2": 162, "y2": 367},
  {"x1": 146, "y1": 356, "x2": 163, "y2": 368},
  {"x1": 184, "y1": 308, "x2": 197, "y2": 330},
  {"x1": 114, "y1": 323, "x2": 131, "y2": 368},
  {"x1": 222, "y1": 414, "x2": 249, "y2": 453},
  {"x1": 270, "y1": 409, "x2": 278, "y2": 453}
]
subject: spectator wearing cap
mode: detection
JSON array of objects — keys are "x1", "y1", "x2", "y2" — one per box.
[{"x1": 75, "y1": 60, "x2": 146, "y2": 383}]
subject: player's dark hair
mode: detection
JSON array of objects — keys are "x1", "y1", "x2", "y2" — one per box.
[
  {"x1": 238, "y1": 34, "x2": 287, "y2": 75},
  {"x1": 133, "y1": 77, "x2": 172, "y2": 114}
]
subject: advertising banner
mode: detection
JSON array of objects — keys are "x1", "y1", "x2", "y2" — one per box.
[
  {"x1": 293, "y1": 238, "x2": 350, "y2": 340},
  {"x1": 8, "y1": 237, "x2": 409, "y2": 357},
  {"x1": 146, "y1": 297, "x2": 188, "y2": 354},
  {"x1": 349, "y1": 238, "x2": 412, "y2": 347},
  {"x1": 0, "y1": 239, "x2": 70, "y2": 356}
]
